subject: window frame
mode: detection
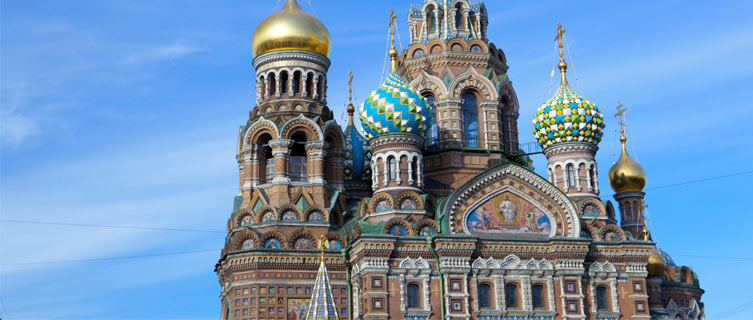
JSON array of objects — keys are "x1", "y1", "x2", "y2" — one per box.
[{"x1": 406, "y1": 282, "x2": 421, "y2": 309}]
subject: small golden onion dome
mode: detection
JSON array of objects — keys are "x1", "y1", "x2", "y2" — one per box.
[
  {"x1": 648, "y1": 248, "x2": 665, "y2": 277},
  {"x1": 251, "y1": 0, "x2": 331, "y2": 57},
  {"x1": 608, "y1": 136, "x2": 647, "y2": 193}
]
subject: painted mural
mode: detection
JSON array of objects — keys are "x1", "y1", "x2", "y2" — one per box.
[
  {"x1": 400, "y1": 199, "x2": 417, "y2": 210},
  {"x1": 307, "y1": 211, "x2": 324, "y2": 221},
  {"x1": 242, "y1": 239, "x2": 255, "y2": 249},
  {"x1": 583, "y1": 204, "x2": 598, "y2": 215},
  {"x1": 376, "y1": 200, "x2": 391, "y2": 212},
  {"x1": 265, "y1": 238, "x2": 281, "y2": 248},
  {"x1": 262, "y1": 211, "x2": 276, "y2": 222},
  {"x1": 329, "y1": 240, "x2": 341, "y2": 251},
  {"x1": 294, "y1": 238, "x2": 312, "y2": 249},
  {"x1": 287, "y1": 298, "x2": 309, "y2": 320},
  {"x1": 388, "y1": 225, "x2": 406, "y2": 236},
  {"x1": 241, "y1": 215, "x2": 253, "y2": 226},
  {"x1": 418, "y1": 226, "x2": 436, "y2": 237},
  {"x1": 282, "y1": 210, "x2": 299, "y2": 221},
  {"x1": 465, "y1": 192, "x2": 553, "y2": 236}
]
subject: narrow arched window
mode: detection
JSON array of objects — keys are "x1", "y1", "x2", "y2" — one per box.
[
  {"x1": 532, "y1": 284, "x2": 545, "y2": 309},
  {"x1": 411, "y1": 157, "x2": 418, "y2": 182},
  {"x1": 505, "y1": 283, "x2": 518, "y2": 308},
  {"x1": 478, "y1": 283, "x2": 491, "y2": 308},
  {"x1": 454, "y1": 5, "x2": 463, "y2": 29},
  {"x1": 590, "y1": 165, "x2": 597, "y2": 189},
  {"x1": 389, "y1": 157, "x2": 397, "y2": 181},
  {"x1": 407, "y1": 283, "x2": 419, "y2": 308},
  {"x1": 462, "y1": 92, "x2": 479, "y2": 147},
  {"x1": 596, "y1": 286, "x2": 608, "y2": 310},
  {"x1": 280, "y1": 71, "x2": 289, "y2": 93},
  {"x1": 424, "y1": 94, "x2": 438, "y2": 147},
  {"x1": 306, "y1": 72, "x2": 314, "y2": 95},
  {"x1": 289, "y1": 132, "x2": 307, "y2": 182},
  {"x1": 567, "y1": 164, "x2": 576, "y2": 188},
  {"x1": 293, "y1": 71, "x2": 301, "y2": 94},
  {"x1": 427, "y1": 8, "x2": 436, "y2": 33},
  {"x1": 269, "y1": 73, "x2": 276, "y2": 95}
]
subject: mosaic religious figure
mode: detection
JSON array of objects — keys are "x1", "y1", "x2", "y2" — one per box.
[
  {"x1": 465, "y1": 192, "x2": 552, "y2": 236},
  {"x1": 376, "y1": 200, "x2": 391, "y2": 212},
  {"x1": 265, "y1": 238, "x2": 281, "y2": 249}
]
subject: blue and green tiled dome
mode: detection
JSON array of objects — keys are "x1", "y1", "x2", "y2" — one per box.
[
  {"x1": 532, "y1": 82, "x2": 605, "y2": 148},
  {"x1": 359, "y1": 72, "x2": 430, "y2": 139},
  {"x1": 344, "y1": 109, "x2": 372, "y2": 181}
]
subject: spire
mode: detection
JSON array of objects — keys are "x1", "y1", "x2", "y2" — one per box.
[
  {"x1": 304, "y1": 235, "x2": 339, "y2": 320},
  {"x1": 554, "y1": 22, "x2": 568, "y2": 85},
  {"x1": 347, "y1": 69, "x2": 354, "y2": 126},
  {"x1": 388, "y1": 8, "x2": 399, "y2": 73},
  {"x1": 616, "y1": 100, "x2": 628, "y2": 146}
]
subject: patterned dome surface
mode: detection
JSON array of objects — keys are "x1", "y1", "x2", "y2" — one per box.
[
  {"x1": 532, "y1": 82, "x2": 605, "y2": 148},
  {"x1": 359, "y1": 72, "x2": 429, "y2": 138},
  {"x1": 344, "y1": 120, "x2": 372, "y2": 181}
]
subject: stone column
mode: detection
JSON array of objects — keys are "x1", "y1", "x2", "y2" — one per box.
[
  {"x1": 305, "y1": 140, "x2": 328, "y2": 184},
  {"x1": 275, "y1": 74, "x2": 282, "y2": 98},
  {"x1": 302, "y1": 73, "x2": 309, "y2": 97},
  {"x1": 313, "y1": 77, "x2": 320, "y2": 100},
  {"x1": 270, "y1": 139, "x2": 293, "y2": 183}
]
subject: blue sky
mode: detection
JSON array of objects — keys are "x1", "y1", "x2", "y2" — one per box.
[{"x1": 2, "y1": 0, "x2": 752, "y2": 319}]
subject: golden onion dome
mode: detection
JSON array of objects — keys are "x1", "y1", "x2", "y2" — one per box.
[
  {"x1": 251, "y1": 0, "x2": 331, "y2": 57},
  {"x1": 648, "y1": 248, "x2": 665, "y2": 277},
  {"x1": 608, "y1": 136, "x2": 647, "y2": 193}
]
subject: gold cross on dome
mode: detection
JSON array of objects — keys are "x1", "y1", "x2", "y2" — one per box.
[
  {"x1": 555, "y1": 22, "x2": 566, "y2": 56},
  {"x1": 388, "y1": 8, "x2": 397, "y2": 47},
  {"x1": 615, "y1": 100, "x2": 627, "y2": 136},
  {"x1": 347, "y1": 69, "x2": 353, "y2": 104}
]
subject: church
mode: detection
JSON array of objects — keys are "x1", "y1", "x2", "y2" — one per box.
[{"x1": 214, "y1": 1, "x2": 705, "y2": 320}]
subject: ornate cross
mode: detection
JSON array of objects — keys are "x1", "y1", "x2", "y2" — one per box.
[
  {"x1": 347, "y1": 69, "x2": 353, "y2": 104},
  {"x1": 389, "y1": 8, "x2": 396, "y2": 47},
  {"x1": 318, "y1": 234, "x2": 329, "y2": 260},
  {"x1": 555, "y1": 22, "x2": 566, "y2": 57},
  {"x1": 615, "y1": 100, "x2": 627, "y2": 136}
]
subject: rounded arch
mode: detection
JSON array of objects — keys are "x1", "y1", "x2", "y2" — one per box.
[
  {"x1": 326, "y1": 232, "x2": 345, "y2": 251},
  {"x1": 426, "y1": 39, "x2": 447, "y2": 54},
  {"x1": 234, "y1": 208, "x2": 255, "y2": 228},
  {"x1": 322, "y1": 121, "x2": 346, "y2": 149},
  {"x1": 580, "y1": 222, "x2": 601, "y2": 241},
  {"x1": 579, "y1": 199, "x2": 604, "y2": 216},
  {"x1": 468, "y1": 39, "x2": 488, "y2": 53},
  {"x1": 409, "y1": 44, "x2": 428, "y2": 58},
  {"x1": 233, "y1": 229, "x2": 261, "y2": 251},
  {"x1": 255, "y1": 205, "x2": 278, "y2": 224},
  {"x1": 409, "y1": 70, "x2": 448, "y2": 99},
  {"x1": 384, "y1": 217, "x2": 413, "y2": 236},
  {"x1": 414, "y1": 219, "x2": 439, "y2": 237},
  {"x1": 303, "y1": 205, "x2": 328, "y2": 223},
  {"x1": 368, "y1": 192, "x2": 394, "y2": 213},
  {"x1": 280, "y1": 115, "x2": 324, "y2": 140},
  {"x1": 396, "y1": 190, "x2": 425, "y2": 210},
  {"x1": 450, "y1": 67, "x2": 496, "y2": 100},
  {"x1": 288, "y1": 229, "x2": 317, "y2": 250},
  {"x1": 447, "y1": 38, "x2": 467, "y2": 52},
  {"x1": 260, "y1": 231, "x2": 287, "y2": 249},
  {"x1": 278, "y1": 204, "x2": 303, "y2": 222},
  {"x1": 244, "y1": 116, "x2": 279, "y2": 145},
  {"x1": 599, "y1": 224, "x2": 627, "y2": 242}
]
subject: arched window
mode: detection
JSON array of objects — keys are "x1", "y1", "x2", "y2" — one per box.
[
  {"x1": 590, "y1": 165, "x2": 597, "y2": 189},
  {"x1": 407, "y1": 283, "x2": 419, "y2": 308},
  {"x1": 411, "y1": 157, "x2": 418, "y2": 182},
  {"x1": 289, "y1": 132, "x2": 307, "y2": 182},
  {"x1": 306, "y1": 72, "x2": 314, "y2": 95},
  {"x1": 280, "y1": 71, "x2": 289, "y2": 93},
  {"x1": 257, "y1": 133, "x2": 274, "y2": 183},
  {"x1": 269, "y1": 73, "x2": 276, "y2": 95},
  {"x1": 505, "y1": 283, "x2": 518, "y2": 308},
  {"x1": 478, "y1": 283, "x2": 491, "y2": 308},
  {"x1": 293, "y1": 71, "x2": 301, "y2": 94},
  {"x1": 454, "y1": 4, "x2": 463, "y2": 29},
  {"x1": 596, "y1": 286, "x2": 608, "y2": 310},
  {"x1": 567, "y1": 164, "x2": 576, "y2": 188},
  {"x1": 389, "y1": 157, "x2": 397, "y2": 181},
  {"x1": 427, "y1": 7, "x2": 436, "y2": 33},
  {"x1": 259, "y1": 75, "x2": 266, "y2": 97},
  {"x1": 317, "y1": 75, "x2": 324, "y2": 99},
  {"x1": 462, "y1": 92, "x2": 479, "y2": 147},
  {"x1": 424, "y1": 94, "x2": 437, "y2": 147},
  {"x1": 532, "y1": 284, "x2": 545, "y2": 309}
]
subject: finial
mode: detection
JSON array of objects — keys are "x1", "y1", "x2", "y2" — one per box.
[
  {"x1": 388, "y1": 8, "x2": 399, "y2": 72},
  {"x1": 615, "y1": 100, "x2": 627, "y2": 143},
  {"x1": 347, "y1": 69, "x2": 355, "y2": 125},
  {"x1": 554, "y1": 22, "x2": 567, "y2": 84},
  {"x1": 318, "y1": 234, "x2": 329, "y2": 263},
  {"x1": 640, "y1": 199, "x2": 650, "y2": 241}
]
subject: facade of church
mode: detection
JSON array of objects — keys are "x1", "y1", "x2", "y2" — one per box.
[{"x1": 214, "y1": 1, "x2": 705, "y2": 320}]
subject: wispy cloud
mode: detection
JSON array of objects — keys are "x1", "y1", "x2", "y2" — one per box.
[{"x1": 118, "y1": 43, "x2": 205, "y2": 65}]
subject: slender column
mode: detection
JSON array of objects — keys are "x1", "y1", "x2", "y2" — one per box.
[
  {"x1": 270, "y1": 139, "x2": 293, "y2": 183},
  {"x1": 408, "y1": 156, "x2": 414, "y2": 186},
  {"x1": 313, "y1": 77, "x2": 320, "y2": 100},
  {"x1": 275, "y1": 74, "x2": 282, "y2": 98},
  {"x1": 302, "y1": 73, "x2": 309, "y2": 97},
  {"x1": 305, "y1": 140, "x2": 328, "y2": 184}
]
